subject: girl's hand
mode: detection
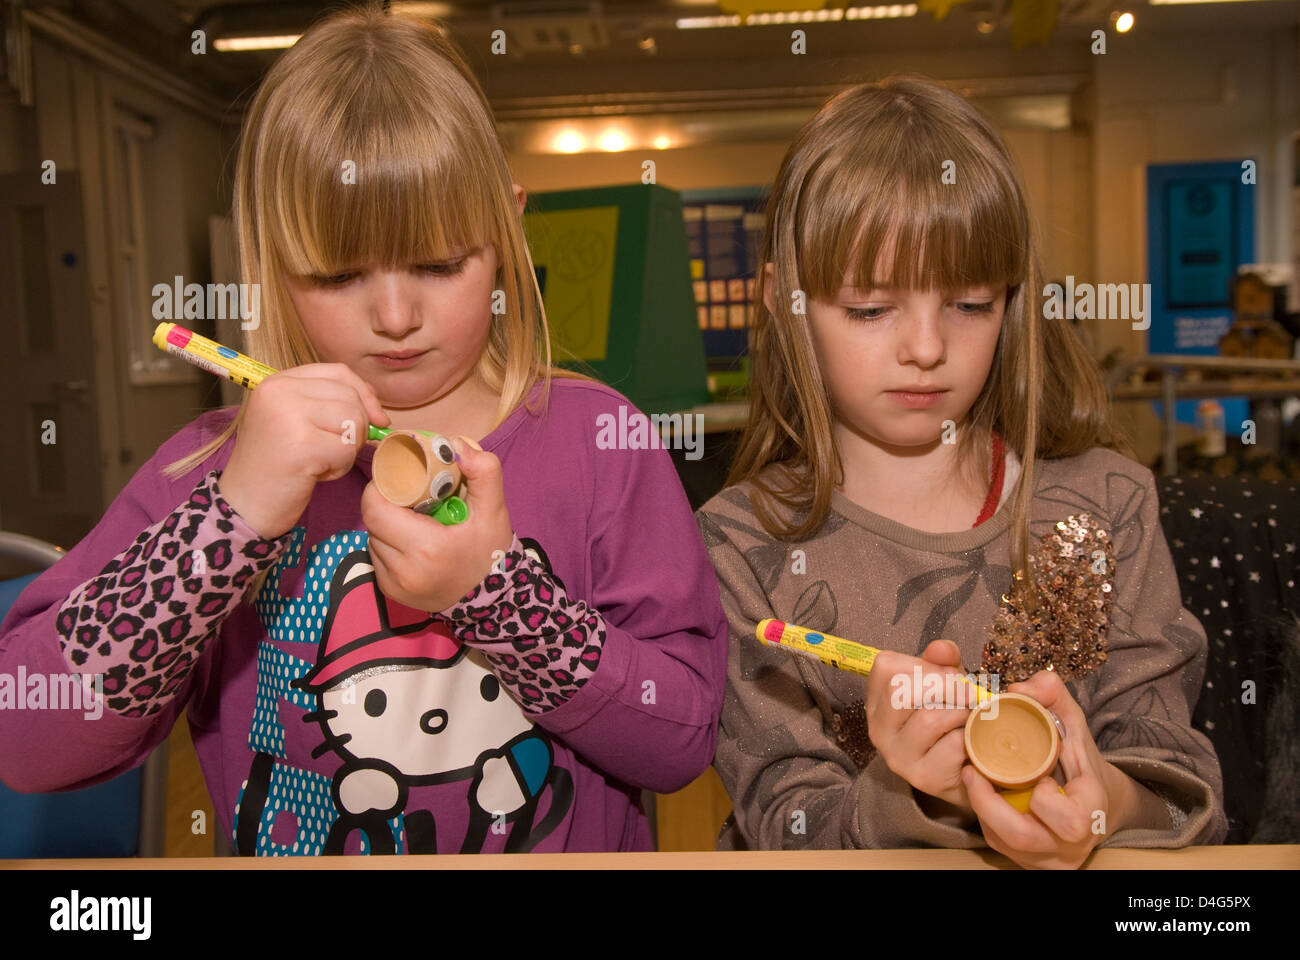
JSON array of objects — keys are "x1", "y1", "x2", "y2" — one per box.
[
  {"x1": 220, "y1": 364, "x2": 391, "y2": 539},
  {"x1": 865, "y1": 641, "x2": 981, "y2": 815},
  {"x1": 961, "y1": 670, "x2": 1110, "y2": 869},
  {"x1": 363, "y1": 436, "x2": 514, "y2": 612}
]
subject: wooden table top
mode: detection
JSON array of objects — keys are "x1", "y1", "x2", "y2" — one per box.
[{"x1": 3, "y1": 845, "x2": 1297, "y2": 870}]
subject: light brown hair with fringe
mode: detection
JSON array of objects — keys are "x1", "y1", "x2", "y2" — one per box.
[
  {"x1": 163, "y1": 2, "x2": 589, "y2": 482},
  {"x1": 728, "y1": 76, "x2": 1133, "y2": 609}
]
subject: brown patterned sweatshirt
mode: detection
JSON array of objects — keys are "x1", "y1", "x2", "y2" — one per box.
[{"x1": 696, "y1": 446, "x2": 1228, "y2": 850}]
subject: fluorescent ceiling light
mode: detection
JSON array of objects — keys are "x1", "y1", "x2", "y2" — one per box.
[
  {"x1": 214, "y1": 34, "x2": 301, "y2": 51},
  {"x1": 390, "y1": 2, "x2": 455, "y2": 14},
  {"x1": 677, "y1": 14, "x2": 743, "y2": 27},
  {"x1": 677, "y1": 4, "x2": 916, "y2": 28}
]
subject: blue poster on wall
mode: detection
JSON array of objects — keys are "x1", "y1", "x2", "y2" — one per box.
[
  {"x1": 1146, "y1": 161, "x2": 1255, "y2": 428},
  {"x1": 681, "y1": 186, "x2": 768, "y2": 361}
]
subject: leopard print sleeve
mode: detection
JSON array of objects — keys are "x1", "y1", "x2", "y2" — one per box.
[
  {"x1": 436, "y1": 534, "x2": 605, "y2": 714},
  {"x1": 54, "y1": 469, "x2": 293, "y2": 718}
]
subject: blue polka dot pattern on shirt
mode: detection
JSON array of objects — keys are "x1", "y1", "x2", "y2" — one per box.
[
  {"x1": 234, "y1": 760, "x2": 335, "y2": 856},
  {"x1": 249, "y1": 644, "x2": 315, "y2": 757},
  {"x1": 254, "y1": 527, "x2": 370, "y2": 647}
]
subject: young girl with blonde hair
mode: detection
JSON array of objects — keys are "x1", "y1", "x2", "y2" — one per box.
[
  {"x1": 697, "y1": 76, "x2": 1226, "y2": 867},
  {"x1": 0, "y1": 4, "x2": 726, "y2": 855}
]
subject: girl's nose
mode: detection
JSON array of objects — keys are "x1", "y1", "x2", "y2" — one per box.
[
  {"x1": 369, "y1": 271, "x2": 421, "y2": 338},
  {"x1": 899, "y1": 311, "x2": 946, "y2": 368}
]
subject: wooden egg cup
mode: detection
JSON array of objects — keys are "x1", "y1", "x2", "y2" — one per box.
[
  {"x1": 371, "y1": 429, "x2": 463, "y2": 515},
  {"x1": 964, "y1": 692, "x2": 1061, "y2": 813}
]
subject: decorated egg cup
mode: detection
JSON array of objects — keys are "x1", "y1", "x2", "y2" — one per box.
[{"x1": 372, "y1": 429, "x2": 465, "y2": 519}]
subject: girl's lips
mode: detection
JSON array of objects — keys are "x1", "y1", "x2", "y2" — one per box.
[
  {"x1": 886, "y1": 389, "x2": 947, "y2": 408},
  {"x1": 373, "y1": 350, "x2": 428, "y2": 368}
]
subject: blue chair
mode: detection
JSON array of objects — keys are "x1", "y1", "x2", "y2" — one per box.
[{"x1": 0, "y1": 532, "x2": 169, "y2": 858}]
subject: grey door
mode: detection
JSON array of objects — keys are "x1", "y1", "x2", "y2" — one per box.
[{"x1": 0, "y1": 169, "x2": 103, "y2": 563}]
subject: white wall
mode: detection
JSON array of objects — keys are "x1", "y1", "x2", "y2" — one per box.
[{"x1": 1091, "y1": 26, "x2": 1297, "y2": 453}]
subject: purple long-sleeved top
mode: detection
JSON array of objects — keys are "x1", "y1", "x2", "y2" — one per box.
[{"x1": 0, "y1": 378, "x2": 728, "y2": 854}]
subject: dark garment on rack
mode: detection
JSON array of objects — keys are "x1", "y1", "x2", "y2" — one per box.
[{"x1": 1155, "y1": 474, "x2": 1300, "y2": 843}]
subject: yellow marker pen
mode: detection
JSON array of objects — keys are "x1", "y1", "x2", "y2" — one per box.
[
  {"x1": 755, "y1": 618, "x2": 992, "y2": 703},
  {"x1": 152, "y1": 322, "x2": 392, "y2": 442}
]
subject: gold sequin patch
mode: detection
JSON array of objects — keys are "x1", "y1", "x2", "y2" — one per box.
[
  {"x1": 830, "y1": 698, "x2": 875, "y2": 770},
  {"x1": 981, "y1": 513, "x2": 1114, "y2": 684}
]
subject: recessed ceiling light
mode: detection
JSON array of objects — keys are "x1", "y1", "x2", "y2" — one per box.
[
  {"x1": 554, "y1": 131, "x2": 585, "y2": 154},
  {"x1": 599, "y1": 131, "x2": 628, "y2": 152}
]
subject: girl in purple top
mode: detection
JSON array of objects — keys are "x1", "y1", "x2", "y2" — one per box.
[{"x1": 0, "y1": 7, "x2": 726, "y2": 855}]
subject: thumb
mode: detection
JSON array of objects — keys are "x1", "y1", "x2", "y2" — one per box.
[
  {"x1": 452, "y1": 435, "x2": 506, "y2": 511},
  {"x1": 1009, "y1": 670, "x2": 1082, "y2": 739},
  {"x1": 1009, "y1": 670, "x2": 1069, "y2": 713}
]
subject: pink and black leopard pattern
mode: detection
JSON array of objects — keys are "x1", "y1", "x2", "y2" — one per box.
[
  {"x1": 55, "y1": 469, "x2": 292, "y2": 718},
  {"x1": 437, "y1": 534, "x2": 604, "y2": 713}
]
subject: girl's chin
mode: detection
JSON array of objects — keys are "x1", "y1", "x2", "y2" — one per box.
[
  {"x1": 377, "y1": 393, "x2": 446, "y2": 411},
  {"x1": 853, "y1": 423, "x2": 952, "y2": 451}
]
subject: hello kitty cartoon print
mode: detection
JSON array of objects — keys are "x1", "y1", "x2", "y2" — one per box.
[{"x1": 234, "y1": 530, "x2": 572, "y2": 855}]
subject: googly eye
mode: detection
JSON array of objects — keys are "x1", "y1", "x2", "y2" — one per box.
[
  {"x1": 430, "y1": 471, "x2": 456, "y2": 502},
  {"x1": 431, "y1": 436, "x2": 455, "y2": 464}
]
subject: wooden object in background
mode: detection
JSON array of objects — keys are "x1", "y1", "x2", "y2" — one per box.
[
  {"x1": 655, "y1": 766, "x2": 734, "y2": 851},
  {"x1": 1222, "y1": 272, "x2": 1294, "y2": 360}
]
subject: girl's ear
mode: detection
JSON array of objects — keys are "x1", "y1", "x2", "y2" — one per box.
[{"x1": 512, "y1": 183, "x2": 526, "y2": 215}]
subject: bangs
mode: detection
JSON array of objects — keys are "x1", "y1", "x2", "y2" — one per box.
[
  {"x1": 265, "y1": 120, "x2": 495, "y2": 278},
  {"x1": 253, "y1": 32, "x2": 502, "y2": 279},
  {"x1": 795, "y1": 98, "x2": 1029, "y2": 300}
]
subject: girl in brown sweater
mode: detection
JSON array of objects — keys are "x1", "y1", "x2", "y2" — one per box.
[{"x1": 698, "y1": 76, "x2": 1227, "y2": 866}]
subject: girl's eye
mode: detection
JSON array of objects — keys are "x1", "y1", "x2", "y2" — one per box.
[
  {"x1": 315, "y1": 272, "x2": 357, "y2": 287},
  {"x1": 845, "y1": 306, "x2": 887, "y2": 321},
  {"x1": 419, "y1": 260, "x2": 467, "y2": 277},
  {"x1": 954, "y1": 301, "x2": 995, "y2": 315}
]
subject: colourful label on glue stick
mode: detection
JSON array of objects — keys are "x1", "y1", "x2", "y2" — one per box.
[
  {"x1": 756, "y1": 618, "x2": 992, "y2": 702},
  {"x1": 153, "y1": 322, "x2": 277, "y2": 389},
  {"x1": 756, "y1": 619, "x2": 881, "y2": 677}
]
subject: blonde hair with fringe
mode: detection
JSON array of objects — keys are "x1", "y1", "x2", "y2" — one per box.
[
  {"x1": 728, "y1": 76, "x2": 1133, "y2": 611},
  {"x1": 164, "y1": 2, "x2": 589, "y2": 481}
]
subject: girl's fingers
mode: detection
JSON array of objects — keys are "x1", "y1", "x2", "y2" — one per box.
[
  {"x1": 1008, "y1": 670, "x2": 1086, "y2": 731},
  {"x1": 897, "y1": 698, "x2": 970, "y2": 754},
  {"x1": 876, "y1": 652, "x2": 983, "y2": 709},
  {"x1": 963, "y1": 766, "x2": 1057, "y2": 855},
  {"x1": 301, "y1": 399, "x2": 376, "y2": 467},
  {"x1": 1056, "y1": 733, "x2": 1092, "y2": 785},
  {"x1": 360, "y1": 480, "x2": 412, "y2": 549},
  {"x1": 891, "y1": 700, "x2": 970, "y2": 789},
  {"x1": 364, "y1": 532, "x2": 406, "y2": 605},
  {"x1": 277, "y1": 363, "x2": 390, "y2": 428},
  {"x1": 452, "y1": 436, "x2": 507, "y2": 515},
  {"x1": 261, "y1": 377, "x2": 377, "y2": 446},
  {"x1": 1027, "y1": 778, "x2": 1095, "y2": 846},
  {"x1": 919, "y1": 639, "x2": 963, "y2": 669},
  {"x1": 927, "y1": 725, "x2": 970, "y2": 783}
]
